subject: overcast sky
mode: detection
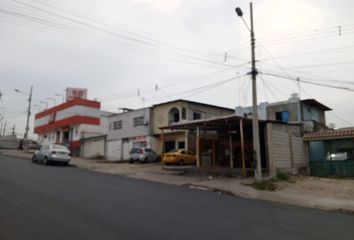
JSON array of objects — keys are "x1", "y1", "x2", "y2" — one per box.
[{"x1": 1, "y1": 0, "x2": 354, "y2": 138}]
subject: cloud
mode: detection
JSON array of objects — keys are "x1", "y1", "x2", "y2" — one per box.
[{"x1": 133, "y1": 0, "x2": 182, "y2": 12}]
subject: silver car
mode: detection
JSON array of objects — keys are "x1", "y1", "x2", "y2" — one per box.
[
  {"x1": 32, "y1": 144, "x2": 71, "y2": 165},
  {"x1": 129, "y1": 148, "x2": 160, "y2": 163}
]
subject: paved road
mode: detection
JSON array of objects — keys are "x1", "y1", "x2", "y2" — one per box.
[{"x1": 0, "y1": 155, "x2": 353, "y2": 240}]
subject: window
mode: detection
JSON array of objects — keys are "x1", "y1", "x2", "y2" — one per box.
[
  {"x1": 168, "y1": 108, "x2": 180, "y2": 124},
  {"x1": 276, "y1": 111, "x2": 289, "y2": 123},
  {"x1": 113, "y1": 120, "x2": 122, "y2": 130},
  {"x1": 181, "y1": 107, "x2": 186, "y2": 119},
  {"x1": 133, "y1": 116, "x2": 144, "y2": 126},
  {"x1": 193, "y1": 112, "x2": 202, "y2": 120}
]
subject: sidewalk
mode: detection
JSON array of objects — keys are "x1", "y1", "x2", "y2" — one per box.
[{"x1": 2, "y1": 149, "x2": 354, "y2": 213}]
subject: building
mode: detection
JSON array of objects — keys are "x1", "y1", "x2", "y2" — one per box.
[
  {"x1": 34, "y1": 98, "x2": 109, "y2": 156},
  {"x1": 235, "y1": 94, "x2": 332, "y2": 133},
  {"x1": 163, "y1": 114, "x2": 307, "y2": 177},
  {"x1": 304, "y1": 128, "x2": 354, "y2": 177},
  {"x1": 106, "y1": 107, "x2": 156, "y2": 161},
  {"x1": 103, "y1": 100, "x2": 234, "y2": 161},
  {"x1": 153, "y1": 100, "x2": 234, "y2": 154}
]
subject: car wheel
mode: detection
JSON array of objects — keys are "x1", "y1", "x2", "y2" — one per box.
[
  {"x1": 32, "y1": 155, "x2": 37, "y2": 163},
  {"x1": 179, "y1": 159, "x2": 184, "y2": 166},
  {"x1": 43, "y1": 157, "x2": 49, "y2": 165},
  {"x1": 142, "y1": 157, "x2": 148, "y2": 164}
]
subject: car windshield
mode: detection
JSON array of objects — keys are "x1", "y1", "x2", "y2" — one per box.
[{"x1": 52, "y1": 144, "x2": 69, "y2": 151}]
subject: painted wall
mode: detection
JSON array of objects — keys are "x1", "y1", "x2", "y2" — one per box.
[
  {"x1": 107, "y1": 108, "x2": 151, "y2": 141},
  {"x1": 301, "y1": 103, "x2": 325, "y2": 124},
  {"x1": 152, "y1": 101, "x2": 233, "y2": 134},
  {"x1": 81, "y1": 137, "x2": 105, "y2": 158}
]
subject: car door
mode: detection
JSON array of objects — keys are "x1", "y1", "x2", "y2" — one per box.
[{"x1": 37, "y1": 146, "x2": 45, "y2": 161}]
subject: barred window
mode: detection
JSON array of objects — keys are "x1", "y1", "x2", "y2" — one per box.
[
  {"x1": 133, "y1": 116, "x2": 144, "y2": 127},
  {"x1": 113, "y1": 120, "x2": 122, "y2": 130}
]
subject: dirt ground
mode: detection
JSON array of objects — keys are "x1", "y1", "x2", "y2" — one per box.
[{"x1": 277, "y1": 175, "x2": 354, "y2": 200}]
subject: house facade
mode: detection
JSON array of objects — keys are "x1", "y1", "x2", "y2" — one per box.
[
  {"x1": 152, "y1": 100, "x2": 234, "y2": 154},
  {"x1": 105, "y1": 107, "x2": 157, "y2": 161}
]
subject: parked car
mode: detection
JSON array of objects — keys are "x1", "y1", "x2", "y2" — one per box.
[
  {"x1": 326, "y1": 152, "x2": 352, "y2": 161},
  {"x1": 28, "y1": 140, "x2": 41, "y2": 150},
  {"x1": 129, "y1": 148, "x2": 160, "y2": 163},
  {"x1": 32, "y1": 144, "x2": 71, "y2": 165},
  {"x1": 162, "y1": 149, "x2": 196, "y2": 165}
]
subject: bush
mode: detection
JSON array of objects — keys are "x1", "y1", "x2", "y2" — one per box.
[
  {"x1": 276, "y1": 171, "x2": 290, "y2": 181},
  {"x1": 247, "y1": 180, "x2": 277, "y2": 191}
]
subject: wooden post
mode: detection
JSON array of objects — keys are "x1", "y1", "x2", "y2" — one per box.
[
  {"x1": 240, "y1": 118, "x2": 246, "y2": 177},
  {"x1": 196, "y1": 126, "x2": 200, "y2": 168},
  {"x1": 212, "y1": 140, "x2": 216, "y2": 168},
  {"x1": 288, "y1": 129, "x2": 295, "y2": 170},
  {"x1": 161, "y1": 129, "x2": 165, "y2": 166},
  {"x1": 229, "y1": 126, "x2": 234, "y2": 168},
  {"x1": 185, "y1": 130, "x2": 189, "y2": 150}
]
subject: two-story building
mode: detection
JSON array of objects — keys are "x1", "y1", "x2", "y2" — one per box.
[
  {"x1": 105, "y1": 107, "x2": 156, "y2": 161},
  {"x1": 152, "y1": 100, "x2": 234, "y2": 154},
  {"x1": 34, "y1": 98, "x2": 109, "y2": 156},
  {"x1": 236, "y1": 94, "x2": 332, "y2": 133}
]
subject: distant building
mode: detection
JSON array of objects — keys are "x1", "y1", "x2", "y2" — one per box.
[
  {"x1": 34, "y1": 98, "x2": 109, "y2": 156},
  {"x1": 105, "y1": 107, "x2": 155, "y2": 161},
  {"x1": 235, "y1": 94, "x2": 332, "y2": 133}
]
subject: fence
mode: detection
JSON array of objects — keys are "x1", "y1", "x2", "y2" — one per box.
[{"x1": 310, "y1": 160, "x2": 354, "y2": 177}]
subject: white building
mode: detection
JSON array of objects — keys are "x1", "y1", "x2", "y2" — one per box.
[
  {"x1": 34, "y1": 98, "x2": 109, "y2": 156},
  {"x1": 106, "y1": 107, "x2": 158, "y2": 161}
]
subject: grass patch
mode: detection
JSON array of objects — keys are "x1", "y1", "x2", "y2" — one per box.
[{"x1": 247, "y1": 180, "x2": 277, "y2": 191}]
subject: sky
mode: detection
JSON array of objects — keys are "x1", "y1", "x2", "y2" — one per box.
[{"x1": 1, "y1": 0, "x2": 354, "y2": 138}]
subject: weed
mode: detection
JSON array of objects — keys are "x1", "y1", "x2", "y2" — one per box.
[
  {"x1": 276, "y1": 171, "x2": 290, "y2": 181},
  {"x1": 247, "y1": 180, "x2": 277, "y2": 191}
]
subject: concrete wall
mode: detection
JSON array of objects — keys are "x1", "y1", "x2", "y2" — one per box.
[
  {"x1": 267, "y1": 123, "x2": 308, "y2": 177},
  {"x1": 267, "y1": 102, "x2": 299, "y2": 122}
]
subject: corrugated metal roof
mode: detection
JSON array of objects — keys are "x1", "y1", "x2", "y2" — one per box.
[{"x1": 303, "y1": 128, "x2": 354, "y2": 141}]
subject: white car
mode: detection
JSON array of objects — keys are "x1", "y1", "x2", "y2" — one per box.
[{"x1": 32, "y1": 144, "x2": 71, "y2": 166}]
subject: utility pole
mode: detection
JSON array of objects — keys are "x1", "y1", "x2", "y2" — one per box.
[
  {"x1": 23, "y1": 85, "x2": 33, "y2": 152},
  {"x1": 236, "y1": 2, "x2": 262, "y2": 181}
]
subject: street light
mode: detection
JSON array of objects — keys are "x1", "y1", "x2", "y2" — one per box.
[
  {"x1": 235, "y1": 2, "x2": 262, "y2": 181},
  {"x1": 14, "y1": 86, "x2": 33, "y2": 152}
]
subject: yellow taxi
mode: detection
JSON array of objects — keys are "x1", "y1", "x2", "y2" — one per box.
[{"x1": 162, "y1": 149, "x2": 196, "y2": 165}]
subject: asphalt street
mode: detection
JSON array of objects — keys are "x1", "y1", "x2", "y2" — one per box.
[{"x1": 0, "y1": 155, "x2": 353, "y2": 240}]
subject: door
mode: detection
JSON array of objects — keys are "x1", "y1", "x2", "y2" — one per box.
[{"x1": 164, "y1": 141, "x2": 175, "y2": 153}]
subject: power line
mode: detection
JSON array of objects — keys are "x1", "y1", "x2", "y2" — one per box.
[{"x1": 260, "y1": 72, "x2": 354, "y2": 92}]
